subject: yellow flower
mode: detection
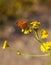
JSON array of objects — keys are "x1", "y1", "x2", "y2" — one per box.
[
  {"x1": 17, "y1": 50, "x2": 22, "y2": 55},
  {"x1": 24, "y1": 30, "x2": 29, "y2": 34},
  {"x1": 40, "y1": 29, "x2": 48, "y2": 39},
  {"x1": 40, "y1": 42, "x2": 51, "y2": 52},
  {"x1": 2, "y1": 40, "x2": 9, "y2": 50},
  {"x1": 21, "y1": 27, "x2": 32, "y2": 34},
  {"x1": 30, "y1": 21, "x2": 40, "y2": 30}
]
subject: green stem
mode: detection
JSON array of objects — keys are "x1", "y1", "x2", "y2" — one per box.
[
  {"x1": 9, "y1": 46, "x2": 50, "y2": 57},
  {"x1": 31, "y1": 30, "x2": 42, "y2": 43},
  {"x1": 35, "y1": 31, "x2": 42, "y2": 43},
  {"x1": 9, "y1": 46, "x2": 17, "y2": 52},
  {"x1": 22, "y1": 53, "x2": 50, "y2": 57},
  {"x1": 7, "y1": 31, "x2": 51, "y2": 57}
]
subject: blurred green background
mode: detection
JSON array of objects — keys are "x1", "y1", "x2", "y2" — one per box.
[{"x1": 0, "y1": 0, "x2": 51, "y2": 65}]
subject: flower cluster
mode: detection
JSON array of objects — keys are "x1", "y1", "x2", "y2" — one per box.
[
  {"x1": 2, "y1": 20, "x2": 51, "y2": 57},
  {"x1": 17, "y1": 20, "x2": 51, "y2": 54},
  {"x1": 17, "y1": 20, "x2": 40, "y2": 34}
]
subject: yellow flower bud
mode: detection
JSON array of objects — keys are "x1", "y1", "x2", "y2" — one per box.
[
  {"x1": 2, "y1": 40, "x2": 9, "y2": 50},
  {"x1": 17, "y1": 50, "x2": 21, "y2": 55}
]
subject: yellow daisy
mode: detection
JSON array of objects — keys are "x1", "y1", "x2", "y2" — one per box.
[
  {"x1": 40, "y1": 29, "x2": 48, "y2": 39},
  {"x1": 40, "y1": 42, "x2": 51, "y2": 52},
  {"x1": 30, "y1": 21, "x2": 40, "y2": 30}
]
